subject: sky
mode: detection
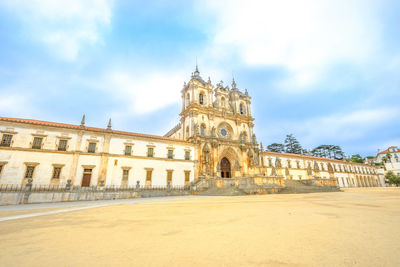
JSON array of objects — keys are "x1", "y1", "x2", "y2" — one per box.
[{"x1": 0, "y1": 0, "x2": 399, "y2": 157}]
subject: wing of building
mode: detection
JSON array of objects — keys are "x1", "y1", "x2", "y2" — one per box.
[{"x1": 0, "y1": 67, "x2": 384, "y2": 188}]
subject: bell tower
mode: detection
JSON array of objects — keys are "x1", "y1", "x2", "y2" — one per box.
[{"x1": 179, "y1": 65, "x2": 213, "y2": 140}]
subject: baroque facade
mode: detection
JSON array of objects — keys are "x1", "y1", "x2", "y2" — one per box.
[{"x1": 0, "y1": 67, "x2": 383, "y2": 188}]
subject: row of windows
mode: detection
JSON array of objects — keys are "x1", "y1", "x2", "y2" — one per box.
[
  {"x1": 0, "y1": 163, "x2": 191, "y2": 187},
  {"x1": 267, "y1": 158, "x2": 376, "y2": 174},
  {"x1": 22, "y1": 165, "x2": 61, "y2": 179},
  {"x1": 1, "y1": 134, "x2": 191, "y2": 160}
]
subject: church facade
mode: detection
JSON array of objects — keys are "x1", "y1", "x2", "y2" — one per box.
[{"x1": 0, "y1": 67, "x2": 384, "y2": 188}]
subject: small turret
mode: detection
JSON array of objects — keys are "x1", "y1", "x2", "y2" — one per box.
[
  {"x1": 107, "y1": 118, "x2": 112, "y2": 130},
  {"x1": 232, "y1": 77, "x2": 237, "y2": 89},
  {"x1": 80, "y1": 114, "x2": 85, "y2": 128}
]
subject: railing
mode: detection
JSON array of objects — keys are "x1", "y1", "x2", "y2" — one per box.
[{"x1": 0, "y1": 184, "x2": 191, "y2": 193}]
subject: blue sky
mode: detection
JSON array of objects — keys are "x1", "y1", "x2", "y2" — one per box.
[{"x1": 0, "y1": 0, "x2": 399, "y2": 157}]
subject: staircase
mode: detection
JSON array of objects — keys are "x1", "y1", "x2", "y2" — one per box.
[{"x1": 280, "y1": 180, "x2": 341, "y2": 194}]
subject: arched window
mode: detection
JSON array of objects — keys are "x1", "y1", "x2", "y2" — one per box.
[
  {"x1": 240, "y1": 103, "x2": 245, "y2": 115},
  {"x1": 200, "y1": 124, "x2": 205, "y2": 136},
  {"x1": 185, "y1": 126, "x2": 189, "y2": 137},
  {"x1": 199, "y1": 93, "x2": 204, "y2": 105}
]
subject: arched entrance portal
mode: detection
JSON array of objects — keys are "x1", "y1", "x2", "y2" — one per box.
[{"x1": 221, "y1": 157, "x2": 231, "y2": 178}]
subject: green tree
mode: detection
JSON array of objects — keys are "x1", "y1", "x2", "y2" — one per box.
[
  {"x1": 267, "y1": 143, "x2": 285, "y2": 153},
  {"x1": 284, "y1": 134, "x2": 303, "y2": 154},
  {"x1": 385, "y1": 171, "x2": 400, "y2": 187},
  {"x1": 311, "y1": 145, "x2": 344, "y2": 159},
  {"x1": 350, "y1": 154, "x2": 364, "y2": 163}
]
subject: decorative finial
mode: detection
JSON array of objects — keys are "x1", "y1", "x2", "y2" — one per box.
[
  {"x1": 107, "y1": 118, "x2": 112, "y2": 130},
  {"x1": 194, "y1": 63, "x2": 200, "y2": 77},
  {"x1": 207, "y1": 77, "x2": 211, "y2": 84},
  {"x1": 232, "y1": 77, "x2": 237, "y2": 89},
  {"x1": 260, "y1": 142, "x2": 264, "y2": 152},
  {"x1": 80, "y1": 114, "x2": 85, "y2": 127},
  {"x1": 245, "y1": 88, "x2": 248, "y2": 95}
]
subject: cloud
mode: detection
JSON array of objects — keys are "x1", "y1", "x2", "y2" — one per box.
[
  {"x1": 287, "y1": 107, "x2": 400, "y2": 152},
  {"x1": 0, "y1": 94, "x2": 37, "y2": 117},
  {"x1": 200, "y1": 0, "x2": 383, "y2": 90},
  {"x1": 103, "y1": 69, "x2": 187, "y2": 116},
  {"x1": 2, "y1": 0, "x2": 112, "y2": 61}
]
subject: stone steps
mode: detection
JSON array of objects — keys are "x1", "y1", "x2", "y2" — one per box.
[{"x1": 280, "y1": 180, "x2": 341, "y2": 194}]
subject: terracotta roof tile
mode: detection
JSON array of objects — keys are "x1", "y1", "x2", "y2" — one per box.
[
  {"x1": 0, "y1": 117, "x2": 187, "y2": 143},
  {"x1": 378, "y1": 146, "x2": 399, "y2": 155}
]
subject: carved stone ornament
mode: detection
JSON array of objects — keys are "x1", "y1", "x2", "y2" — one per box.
[
  {"x1": 275, "y1": 158, "x2": 282, "y2": 168},
  {"x1": 271, "y1": 167, "x2": 277, "y2": 176},
  {"x1": 235, "y1": 159, "x2": 241, "y2": 171},
  {"x1": 313, "y1": 161, "x2": 320, "y2": 172},
  {"x1": 307, "y1": 164, "x2": 313, "y2": 175},
  {"x1": 216, "y1": 162, "x2": 221, "y2": 171},
  {"x1": 211, "y1": 126, "x2": 216, "y2": 137}
]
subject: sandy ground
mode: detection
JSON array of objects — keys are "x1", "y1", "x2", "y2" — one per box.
[{"x1": 0, "y1": 188, "x2": 399, "y2": 267}]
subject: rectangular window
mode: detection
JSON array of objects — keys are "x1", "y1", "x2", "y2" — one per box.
[
  {"x1": 146, "y1": 170, "x2": 152, "y2": 186},
  {"x1": 168, "y1": 149, "x2": 173, "y2": 159},
  {"x1": 125, "y1": 145, "x2": 132, "y2": 156},
  {"x1": 0, "y1": 134, "x2": 13, "y2": 147},
  {"x1": 167, "y1": 170, "x2": 173, "y2": 186},
  {"x1": 185, "y1": 151, "x2": 190, "y2": 160},
  {"x1": 25, "y1": 166, "x2": 35, "y2": 179},
  {"x1": 147, "y1": 147, "x2": 154, "y2": 157},
  {"x1": 52, "y1": 167, "x2": 61, "y2": 179},
  {"x1": 184, "y1": 171, "x2": 190, "y2": 185},
  {"x1": 0, "y1": 165, "x2": 3, "y2": 175},
  {"x1": 58, "y1": 139, "x2": 67, "y2": 151},
  {"x1": 88, "y1": 142, "x2": 96, "y2": 153},
  {"x1": 122, "y1": 169, "x2": 129, "y2": 180},
  {"x1": 32, "y1": 137, "x2": 43, "y2": 149}
]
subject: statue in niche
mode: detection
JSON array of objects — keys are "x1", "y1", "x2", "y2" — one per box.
[
  {"x1": 235, "y1": 159, "x2": 241, "y2": 171},
  {"x1": 193, "y1": 123, "x2": 199, "y2": 136},
  {"x1": 285, "y1": 167, "x2": 290, "y2": 176},
  {"x1": 203, "y1": 144, "x2": 210, "y2": 164},
  {"x1": 248, "y1": 149, "x2": 254, "y2": 167},
  {"x1": 313, "y1": 161, "x2": 320, "y2": 172},
  {"x1": 271, "y1": 167, "x2": 277, "y2": 176},
  {"x1": 307, "y1": 163, "x2": 313, "y2": 175},
  {"x1": 275, "y1": 158, "x2": 282, "y2": 168},
  {"x1": 328, "y1": 163, "x2": 334, "y2": 173},
  {"x1": 252, "y1": 134, "x2": 257, "y2": 144},
  {"x1": 211, "y1": 126, "x2": 216, "y2": 137},
  {"x1": 254, "y1": 149, "x2": 260, "y2": 166}
]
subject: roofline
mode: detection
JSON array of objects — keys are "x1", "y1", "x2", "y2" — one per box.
[{"x1": 0, "y1": 117, "x2": 190, "y2": 144}]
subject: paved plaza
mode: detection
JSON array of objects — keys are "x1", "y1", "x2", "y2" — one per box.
[{"x1": 0, "y1": 188, "x2": 399, "y2": 266}]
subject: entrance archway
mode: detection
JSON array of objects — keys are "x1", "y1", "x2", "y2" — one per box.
[{"x1": 221, "y1": 157, "x2": 231, "y2": 178}]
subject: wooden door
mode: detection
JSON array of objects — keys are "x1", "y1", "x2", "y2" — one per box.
[
  {"x1": 221, "y1": 157, "x2": 231, "y2": 178},
  {"x1": 82, "y1": 173, "x2": 92, "y2": 187}
]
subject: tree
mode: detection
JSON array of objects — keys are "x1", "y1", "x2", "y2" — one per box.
[
  {"x1": 311, "y1": 145, "x2": 344, "y2": 159},
  {"x1": 267, "y1": 143, "x2": 285, "y2": 153},
  {"x1": 385, "y1": 171, "x2": 400, "y2": 187},
  {"x1": 284, "y1": 134, "x2": 303, "y2": 154},
  {"x1": 350, "y1": 154, "x2": 364, "y2": 163}
]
